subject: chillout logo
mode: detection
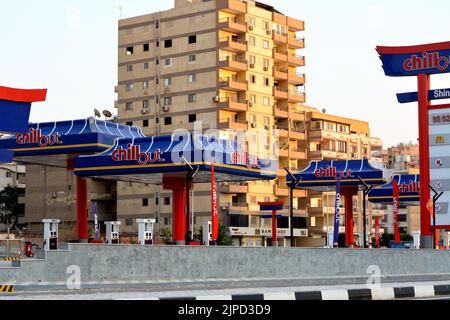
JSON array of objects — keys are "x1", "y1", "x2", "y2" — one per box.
[
  {"x1": 403, "y1": 51, "x2": 450, "y2": 72},
  {"x1": 398, "y1": 180, "x2": 420, "y2": 193},
  {"x1": 231, "y1": 151, "x2": 261, "y2": 169},
  {"x1": 112, "y1": 144, "x2": 164, "y2": 165},
  {"x1": 314, "y1": 166, "x2": 353, "y2": 179},
  {"x1": 16, "y1": 128, "x2": 62, "y2": 147}
]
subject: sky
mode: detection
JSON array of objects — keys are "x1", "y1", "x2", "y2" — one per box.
[{"x1": 0, "y1": 0, "x2": 449, "y2": 147}]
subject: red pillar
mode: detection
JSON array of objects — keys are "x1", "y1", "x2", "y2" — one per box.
[
  {"x1": 342, "y1": 187, "x2": 358, "y2": 248},
  {"x1": 76, "y1": 176, "x2": 88, "y2": 243},
  {"x1": 272, "y1": 210, "x2": 278, "y2": 246},
  {"x1": 163, "y1": 177, "x2": 187, "y2": 245},
  {"x1": 418, "y1": 74, "x2": 432, "y2": 247}
]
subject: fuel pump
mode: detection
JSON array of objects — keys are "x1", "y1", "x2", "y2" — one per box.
[
  {"x1": 42, "y1": 219, "x2": 60, "y2": 251},
  {"x1": 136, "y1": 219, "x2": 156, "y2": 245},
  {"x1": 105, "y1": 221, "x2": 121, "y2": 244}
]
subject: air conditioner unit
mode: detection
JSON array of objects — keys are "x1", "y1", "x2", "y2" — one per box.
[
  {"x1": 265, "y1": 144, "x2": 270, "y2": 150},
  {"x1": 249, "y1": 25, "x2": 254, "y2": 31},
  {"x1": 248, "y1": 101, "x2": 254, "y2": 107},
  {"x1": 264, "y1": 125, "x2": 270, "y2": 130},
  {"x1": 352, "y1": 153, "x2": 358, "y2": 158},
  {"x1": 266, "y1": 30, "x2": 272, "y2": 35},
  {"x1": 249, "y1": 63, "x2": 255, "y2": 68},
  {"x1": 141, "y1": 109, "x2": 149, "y2": 114},
  {"x1": 263, "y1": 67, "x2": 269, "y2": 71},
  {"x1": 251, "y1": 123, "x2": 257, "y2": 128},
  {"x1": 162, "y1": 105, "x2": 170, "y2": 112},
  {"x1": 213, "y1": 96, "x2": 220, "y2": 103}
]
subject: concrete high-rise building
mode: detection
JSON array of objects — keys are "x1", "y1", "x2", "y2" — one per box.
[{"x1": 116, "y1": 0, "x2": 308, "y2": 246}]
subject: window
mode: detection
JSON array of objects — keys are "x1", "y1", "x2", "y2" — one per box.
[
  {"x1": 126, "y1": 218, "x2": 133, "y2": 226},
  {"x1": 126, "y1": 102, "x2": 133, "y2": 111},
  {"x1": 264, "y1": 78, "x2": 270, "y2": 86},
  {"x1": 156, "y1": 20, "x2": 160, "y2": 29},
  {"x1": 164, "y1": 39, "x2": 172, "y2": 48},
  {"x1": 264, "y1": 116, "x2": 270, "y2": 126},
  {"x1": 163, "y1": 97, "x2": 172, "y2": 105},
  {"x1": 250, "y1": 75, "x2": 256, "y2": 84},
  {"x1": 126, "y1": 64, "x2": 133, "y2": 72},
  {"x1": 156, "y1": 41, "x2": 160, "y2": 47},
  {"x1": 156, "y1": 77, "x2": 159, "y2": 85},
  {"x1": 126, "y1": 83, "x2": 133, "y2": 91},
  {"x1": 337, "y1": 141, "x2": 347, "y2": 153},
  {"x1": 164, "y1": 58, "x2": 172, "y2": 67},
  {"x1": 164, "y1": 78, "x2": 172, "y2": 87},
  {"x1": 143, "y1": 43, "x2": 149, "y2": 52},
  {"x1": 263, "y1": 21, "x2": 270, "y2": 30},
  {"x1": 249, "y1": 94, "x2": 256, "y2": 105},
  {"x1": 126, "y1": 121, "x2": 133, "y2": 126},
  {"x1": 143, "y1": 100, "x2": 149, "y2": 109},
  {"x1": 5, "y1": 172, "x2": 11, "y2": 178},
  {"x1": 188, "y1": 54, "x2": 196, "y2": 63},
  {"x1": 144, "y1": 62, "x2": 149, "y2": 69},
  {"x1": 188, "y1": 35, "x2": 197, "y2": 44},
  {"x1": 263, "y1": 40, "x2": 270, "y2": 49},
  {"x1": 249, "y1": 36, "x2": 256, "y2": 46},
  {"x1": 143, "y1": 81, "x2": 149, "y2": 90},
  {"x1": 189, "y1": 114, "x2": 197, "y2": 123},
  {"x1": 249, "y1": 17, "x2": 256, "y2": 27},
  {"x1": 164, "y1": 197, "x2": 170, "y2": 205},
  {"x1": 156, "y1": 59, "x2": 159, "y2": 65},
  {"x1": 142, "y1": 198, "x2": 149, "y2": 207},
  {"x1": 164, "y1": 117, "x2": 172, "y2": 125},
  {"x1": 143, "y1": 120, "x2": 149, "y2": 127},
  {"x1": 249, "y1": 55, "x2": 256, "y2": 65},
  {"x1": 188, "y1": 94, "x2": 197, "y2": 103},
  {"x1": 263, "y1": 59, "x2": 270, "y2": 69},
  {"x1": 250, "y1": 114, "x2": 257, "y2": 125},
  {"x1": 188, "y1": 74, "x2": 196, "y2": 83},
  {"x1": 263, "y1": 96, "x2": 270, "y2": 106},
  {"x1": 126, "y1": 46, "x2": 133, "y2": 55}
]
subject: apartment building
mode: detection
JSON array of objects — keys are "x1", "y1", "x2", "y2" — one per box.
[
  {"x1": 300, "y1": 109, "x2": 385, "y2": 247},
  {"x1": 116, "y1": 0, "x2": 309, "y2": 246}
]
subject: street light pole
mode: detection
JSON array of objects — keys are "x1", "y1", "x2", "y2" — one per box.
[
  {"x1": 285, "y1": 167, "x2": 300, "y2": 248},
  {"x1": 358, "y1": 177, "x2": 373, "y2": 249},
  {"x1": 429, "y1": 184, "x2": 444, "y2": 250},
  {"x1": 183, "y1": 156, "x2": 199, "y2": 246}
]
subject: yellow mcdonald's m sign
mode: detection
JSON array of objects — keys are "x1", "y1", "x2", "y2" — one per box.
[{"x1": 436, "y1": 136, "x2": 445, "y2": 145}]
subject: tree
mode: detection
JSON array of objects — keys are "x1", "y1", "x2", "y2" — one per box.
[
  {"x1": 0, "y1": 186, "x2": 24, "y2": 230},
  {"x1": 217, "y1": 224, "x2": 233, "y2": 246}
]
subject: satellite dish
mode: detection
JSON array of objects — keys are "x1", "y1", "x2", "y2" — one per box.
[
  {"x1": 94, "y1": 109, "x2": 101, "y2": 118},
  {"x1": 103, "y1": 110, "x2": 113, "y2": 118},
  {"x1": 322, "y1": 108, "x2": 327, "y2": 114}
]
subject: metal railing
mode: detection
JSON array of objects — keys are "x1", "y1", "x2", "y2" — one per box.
[
  {"x1": 0, "y1": 239, "x2": 24, "y2": 258},
  {"x1": 218, "y1": 36, "x2": 247, "y2": 45}
]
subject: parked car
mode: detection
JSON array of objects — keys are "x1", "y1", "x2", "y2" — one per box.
[{"x1": 389, "y1": 241, "x2": 413, "y2": 249}]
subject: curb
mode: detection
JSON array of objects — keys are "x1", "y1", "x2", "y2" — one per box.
[
  {"x1": 0, "y1": 285, "x2": 15, "y2": 293},
  {"x1": 151, "y1": 285, "x2": 450, "y2": 300},
  {"x1": 1, "y1": 257, "x2": 22, "y2": 261}
]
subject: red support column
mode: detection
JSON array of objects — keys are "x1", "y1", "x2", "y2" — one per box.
[
  {"x1": 342, "y1": 187, "x2": 358, "y2": 248},
  {"x1": 418, "y1": 74, "x2": 432, "y2": 248},
  {"x1": 163, "y1": 176, "x2": 187, "y2": 245},
  {"x1": 76, "y1": 176, "x2": 88, "y2": 243},
  {"x1": 272, "y1": 210, "x2": 278, "y2": 247}
]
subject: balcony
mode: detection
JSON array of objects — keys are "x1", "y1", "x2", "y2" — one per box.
[
  {"x1": 222, "y1": 202, "x2": 249, "y2": 213},
  {"x1": 279, "y1": 148, "x2": 289, "y2": 158},
  {"x1": 310, "y1": 150, "x2": 338, "y2": 160},
  {"x1": 274, "y1": 184, "x2": 289, "y2": 197},
  {"x1": 272, "y1": 31, "x2": 287, "y2": 44},
  {"x1": 288, "y1": 17, "x2": 305, "y2": 32},
  {"x1": 274, "y1": 87, "x2": 288, "y2": 100},
  {"x1": 273, "y1": 105, "x2": 288, "y2": 118},
  {"x1": 273, "y1": 48, "x2": 288, "y2": 62},
  {"x1": 289, "y1": 110, "x2": 305, "y2": 121},
  {"x1": 275, "y1": 127, "x2": 289, "y2": 138},
  {"x1": 220, "y1": 182, "x2": 248, "y2": 194},
  {"x1": 219, "y1": 77, "x2": 248, "y2": 92},
  {"x1": 290, "y1": 149, "x2": 307, "y2": 159},
  {"x1": 217, "y1": 97, "x2": 248, "y2": 112},
  {"x1": 309, "y1": 206, "x2": 324, "y2": 217},
  {"x1": 218, "y1": 56, "x2": 247, "y2": 72},
  {"x1": 289, "y1": 128, "x2": 306, "y2": 141},
  {"x1": 218, "y1": 118, "x2": 248, "y2": 131},
  {"x1": 288, "y1": 35, "x2": 305, "y2": 49},
  {"x1": 218, "y1": 37, "x2": 247, "y2": 53},
  {"x1": 289, "y1": 90, "x2": 306, "y2": 103},
  {"x1": 218, "y1": 17, "x2": 247, "y2": 34},
  {"x1": 217, "y1": 0, "x2": 247, "y2": 14},
  {"x1": 288, "y1": 72, "x2": 305, "y2": 85},
  {"x1": 309, "y1": 129, "x2": 351, "y2": 142},
  {"x1": 273, "y1": 67, "x2": 288, "y2": 81},
  {"x1": 288, "y1": 54, "x2": 306, "y2": 67}
]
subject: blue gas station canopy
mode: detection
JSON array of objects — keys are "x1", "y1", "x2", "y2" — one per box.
[
  {"x1": 368, "y1": 174, "x2": 420, "y2": 204},
  {"x1": 73, "y1": 133, "x2": 278, "y2": 184},
  {"x1": 0, "y1": 118, "x2": 144, "y2": 167},
  {"x1": 287, "y1": 159, "x2": 387, "y2": 191}
]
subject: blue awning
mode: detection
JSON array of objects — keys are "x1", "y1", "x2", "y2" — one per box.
[
  {"x1": 287, "y1": 159, "x2": 387, "y2": 191},
  {"x1": 368, "y1": 174, "x2": 420, "y2": 204},
  {"x1": 0, "y1": 118, "x2": 144, "y2": 167},
  {"x1": 74, "y1": 133, "x2": 278, "y2": 184}
]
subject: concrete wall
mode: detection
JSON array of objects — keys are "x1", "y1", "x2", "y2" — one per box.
[{"x1": 3, "y1": 244, "x2": 450, "y2": 285}]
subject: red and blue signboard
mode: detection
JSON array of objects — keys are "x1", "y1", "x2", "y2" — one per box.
[
  {"x1": 377, "y1": 41, "x2": 450, "y2": 77},
  {"x1": 368, "y1": 175, "x2": 420, "y2": 204},
  {"x1": 397, "y1": 88, "x2": 450, "y2": 104}
]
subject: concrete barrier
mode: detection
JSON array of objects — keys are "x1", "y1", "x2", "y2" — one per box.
[{"x1": 1, "y1": 244, "x2": 450, "y2": 285}]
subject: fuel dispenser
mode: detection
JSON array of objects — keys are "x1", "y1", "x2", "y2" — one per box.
[
  {"x1": 136, "y1": 219, "x2": 155, "y2": 245},
  {"x1": 202, "y1": 221, "x2": 212, "y2": 246},
  {"x1": 42, "y1": 219, "x2": 60, "y2": 251},
  {"x1": 413, "y1": 231, "x2": 421, "y2": 249},
  {"x1": 105, "y1": 221, "x2": 121, "y2": 244}
]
